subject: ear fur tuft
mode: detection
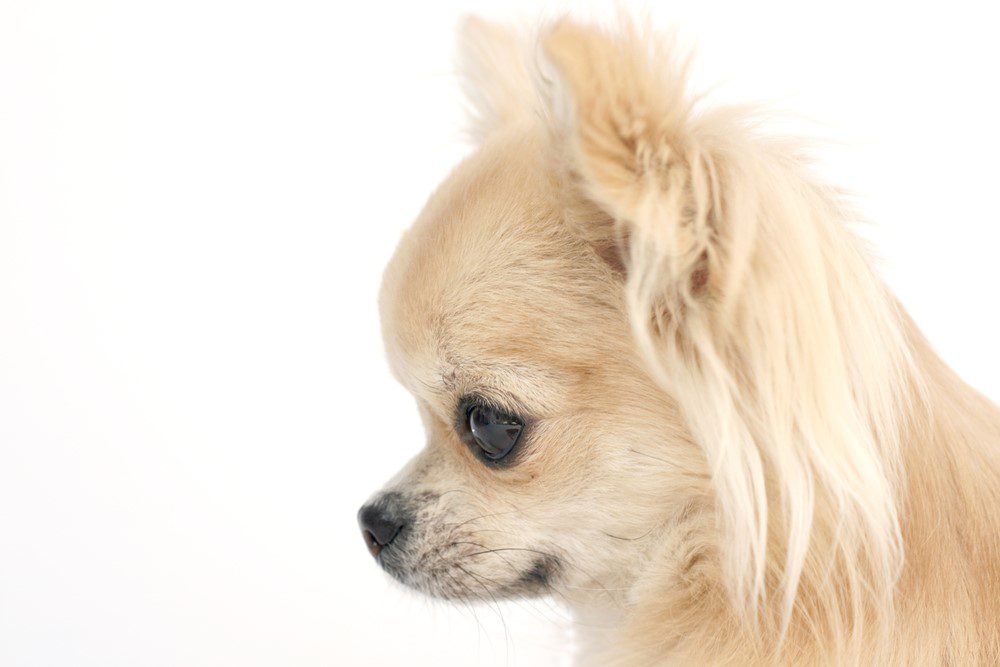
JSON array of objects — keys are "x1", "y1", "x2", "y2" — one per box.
[{"x1": 456, "y1": 16, "x2": 536, "y2": 142}]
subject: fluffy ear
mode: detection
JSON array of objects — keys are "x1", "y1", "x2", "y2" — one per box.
[
  {"x1": 457, "y1": 16, "x2": 537, "y2": 142},
  {"x1": 541, "y1": 19, "x2": 714, "y2": 297}
]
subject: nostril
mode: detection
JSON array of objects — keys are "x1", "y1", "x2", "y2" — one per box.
[
  {"x1": 358, "y1": 503, "x2": 406, "y2": 558},
  {"x1": 362, "y1": 529, "x2": 383, "y2": 557}
]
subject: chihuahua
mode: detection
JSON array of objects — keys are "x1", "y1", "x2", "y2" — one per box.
[{"x1": 358, "y1": 15, "x2": 1000, "y2": 665}]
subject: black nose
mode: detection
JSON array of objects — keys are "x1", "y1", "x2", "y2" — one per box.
[{"x1": 358, "y1": 502, "x2": 405, "y2": 557}]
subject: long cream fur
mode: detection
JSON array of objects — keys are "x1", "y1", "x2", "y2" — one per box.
[{"x1": 374, "y1": 13, "x2": 1000, "y2": 665}]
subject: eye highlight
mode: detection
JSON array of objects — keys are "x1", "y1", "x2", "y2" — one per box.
[{"x1": 461, "y1": 400, "x2": 524, "y2": 463}]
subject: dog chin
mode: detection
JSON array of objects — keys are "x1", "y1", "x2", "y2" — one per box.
[{"x1": 379, "y1": 547, "x2": 559, "y2": 602}]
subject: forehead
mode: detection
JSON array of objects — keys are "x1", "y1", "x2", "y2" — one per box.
[{"x1": 379, "y1": 132, "x2": 622, "y2": 417}]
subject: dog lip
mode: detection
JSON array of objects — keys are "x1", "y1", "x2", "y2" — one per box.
[{"x1": 517, "y1": 555, "x2": 560, "y2": 592}]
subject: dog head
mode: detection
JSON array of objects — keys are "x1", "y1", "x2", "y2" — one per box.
[
  {"x1": 358, "y1": 18, "x2": 913, "y2": 649},
  {"x1": 359, "y1": 19, "x2": 710, "y2": 608}
]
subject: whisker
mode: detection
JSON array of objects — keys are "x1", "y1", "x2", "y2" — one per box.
[
  {"x1": 603, "y1": 528, "x2": 653, "y2": 541},
  {"x1": 453, "y1": 563, "x2": 513, "y2": 661}
]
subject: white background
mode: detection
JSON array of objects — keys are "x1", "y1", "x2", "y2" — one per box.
[{"x1": 1, "y1": 1, "x2": 998, "y2": 665}]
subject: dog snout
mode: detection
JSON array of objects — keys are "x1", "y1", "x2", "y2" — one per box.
[{"x1": 358, "y1": 495, "x2": 408, "y2": 558}]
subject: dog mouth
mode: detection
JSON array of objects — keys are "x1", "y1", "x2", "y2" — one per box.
[{"x1": 374, "y1": 535, "x2": 561, "y2": 600}]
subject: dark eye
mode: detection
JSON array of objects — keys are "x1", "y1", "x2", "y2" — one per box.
[{"x1": 466, "y1": 403, "x2": 523, "y2": 461}]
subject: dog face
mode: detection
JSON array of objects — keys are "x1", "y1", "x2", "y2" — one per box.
[{"x1": 361, "y1": 126, "x2": 707, "y2": 606}]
